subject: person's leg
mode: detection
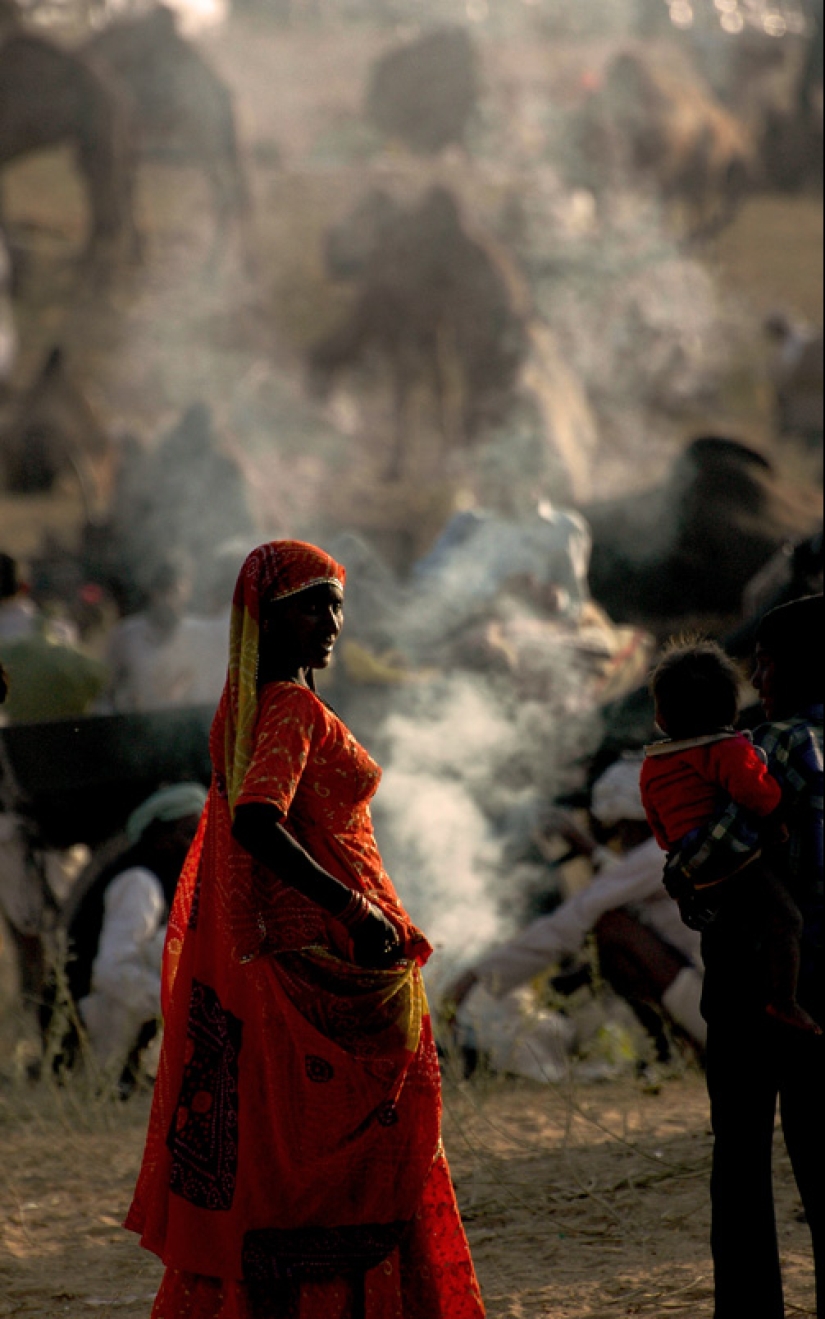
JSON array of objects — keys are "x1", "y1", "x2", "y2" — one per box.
[
  {"x1": 594, "y1": 908, "x2": 688, "y2": 1060},
  {"x1": 660, "y1": 965, "x2": 706, "y2": 1048},
  {"x1": 705, "y1": 1009, "x2": 785, "y2": 1319},
  {"x1": 778, "y1": 1027, "x2": 825, "y2": 1317},
  {"x1": 759, "y1": 875, "x2": 822, "y2": 1034}
]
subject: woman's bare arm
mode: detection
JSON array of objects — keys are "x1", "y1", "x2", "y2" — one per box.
[
  {"x1": 232, "y1": 801, "x2": 402, "y2": 965},
  {"x1": 233, "y1": 801, "x2": 353, "y2": 915}
]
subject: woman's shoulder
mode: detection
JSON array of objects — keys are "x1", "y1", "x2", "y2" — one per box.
[
  {"x1": 258, "y1": 680, "x2": 326, "y2": 709},
  {"x1": 257, "y1": 680, "x2": 339, "y2": 732}
]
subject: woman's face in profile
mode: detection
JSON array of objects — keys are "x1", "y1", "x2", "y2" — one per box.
[{"x1": 263, "y1": 582, "x2": 344, "y2": 672}]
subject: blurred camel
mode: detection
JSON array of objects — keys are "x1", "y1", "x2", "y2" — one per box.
[
  {"x1": 581, "y1": 435, "x2": 821, "y2": 629},
  {"x1": 308, "y1": 186, "x2": 530, "y2": 480},
  {"x1": 0, "y1": 16, "x2": 138, "y2": 268},
  {"x1": 81, "y1": 6, "x2": 253, "y2": 270},
  {"x1": 0, "y1": 346, "x2": 115, "y2": 519},
  {"x1": 572, "y1": 48, "x2": 755, "y2": 240},
  {"x1": 690, "y1": 13, "x2": 823, "y2": 192},
  {"x1": 365, "y1": 25, "x2": 479, "y2": 155}
]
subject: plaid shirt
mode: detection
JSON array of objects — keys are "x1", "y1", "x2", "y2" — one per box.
[{"x1": 679, "y1": 704, "x2": 823, "y2": 908}]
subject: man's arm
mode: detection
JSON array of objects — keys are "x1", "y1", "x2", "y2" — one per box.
[
  {"x1": 712, "y1": 738, "x2": 782, "y2": 817},
  {"x1": 679, "y1": 719, "x2": 820, "y2": 884},
  {"x1": 447, "y1": 837, "x2": 666, "y2": 1002},
  {"x1": 668, "y1": 800, "x2": 762, "y2": 883}
]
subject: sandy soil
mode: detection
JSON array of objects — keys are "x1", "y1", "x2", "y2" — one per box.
[{"x1": 0, "y1": 1054, "x2": 817, "y2": 1319}]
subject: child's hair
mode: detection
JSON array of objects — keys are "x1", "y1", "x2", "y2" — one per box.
[{"x1": 648, "y1": 637, "x2": 741, "y2": 739}]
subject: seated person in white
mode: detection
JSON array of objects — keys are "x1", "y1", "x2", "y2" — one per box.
[
  {"x1": 445, "y1": 758, "x2": 706, "y2": 1067},
  {"x1": 52, "y1": 782, "x2": 207, "y2": 1093}
]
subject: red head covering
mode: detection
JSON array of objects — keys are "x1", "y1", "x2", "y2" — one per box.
[
  {"x1": 233, "y1": 540, "x2": 346, "y2": 618},
  {"x1": 224, "y1": 540, "x2": 346, "y2": 812}
]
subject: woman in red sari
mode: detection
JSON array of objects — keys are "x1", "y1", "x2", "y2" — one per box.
[{"x1": 126, "y1": 540, "x2": 485, "y2": 1319}]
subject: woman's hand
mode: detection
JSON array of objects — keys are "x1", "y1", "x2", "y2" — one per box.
[{"x1": 351, "y1": 904, "x2": 403, "y2": 969}]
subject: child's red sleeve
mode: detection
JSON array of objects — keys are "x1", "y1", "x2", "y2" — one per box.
[{"x1": 711, "y1": 737, "x2": 783, "y2": 816}]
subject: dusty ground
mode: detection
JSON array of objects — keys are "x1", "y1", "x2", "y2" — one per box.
[{"x1": 0, "y1": 1055, "x2": 817, "y2": 1319}]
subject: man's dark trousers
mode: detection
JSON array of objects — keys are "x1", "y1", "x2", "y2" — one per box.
[{"x1": 703, "y1": 917, "x2": 824, "y2": 1319}]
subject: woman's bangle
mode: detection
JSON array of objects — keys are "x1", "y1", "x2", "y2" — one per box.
[{"x1": 336, "y1": 890, "x2": 373, "y2": 929}]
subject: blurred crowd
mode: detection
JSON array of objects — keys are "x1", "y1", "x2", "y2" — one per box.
[{"x1": 0, "y1": 409, "x2": 821, "y2": 1093}]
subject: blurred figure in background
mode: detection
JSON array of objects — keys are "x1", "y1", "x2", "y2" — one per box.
[
  {"x1": 724, "y1": 526, "x2": 823, "y2": 663},
  {"x1": 445, "y1": 757, "x2": 706, "y2": 1080},
  {"x1": 0, "y1": 552, "x2": 108, "y2": 724},
  {"x1": 86, "y1": 405, "x2": 260, "y2": 621},
  {"x1": 0, "y1": 585, "x2": 104, "y2": 1019},
  {"x1": 44, "y1": 782, "x2": 207, "y2": 1096},
  {"x1": 0, "y1": 551, "x2": 38, "y2": 641},
  {"x1": 182, "y1": 537, "x2": 255, "y2": 709},
  {"x1": 141, "y1": 402, "x2": 260, "y2": 605},
  {"x1": 99, "y1": 552, "x2": 207, "y2": 712}
]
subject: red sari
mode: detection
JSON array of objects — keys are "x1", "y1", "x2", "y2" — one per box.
[{"x1": 126, "y1": 679, "x2": 485, "y2": 1319}]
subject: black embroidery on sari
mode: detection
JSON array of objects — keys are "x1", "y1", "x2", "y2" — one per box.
[
  {"x1": 242, "y1": 1221, "x2": 409, "y2": 1283},
  {"x1": 305, "y1": 1054, "x2": 334, "y2": 1083},
  {"x1": 167, "y1": 980, "x2": 242, "y2": 1211},
  {"x1": 376, "y1": 1100, "x2": 399, "y2": 1127}
]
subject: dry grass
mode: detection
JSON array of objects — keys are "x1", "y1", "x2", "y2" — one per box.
[{"x1": 0, "y1": 1049, "x2": 817, "y2": 1319}]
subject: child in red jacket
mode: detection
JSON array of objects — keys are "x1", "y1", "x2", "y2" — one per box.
[{"x1": 641, "y1": 638, "x2": 820, "y2": 1034}]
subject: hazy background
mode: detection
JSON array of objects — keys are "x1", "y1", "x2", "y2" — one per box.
[{"x1": 1, "y1": 0, "x2": 822, "y2": 982}]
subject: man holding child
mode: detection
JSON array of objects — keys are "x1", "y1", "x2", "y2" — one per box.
[{"x1": 652, "y1": 595, "x2": 823, "y2": 1319}]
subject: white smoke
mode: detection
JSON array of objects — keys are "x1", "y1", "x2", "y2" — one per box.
[{"x1": 368, "y1": 657, "x2": 605, "y2": 994}]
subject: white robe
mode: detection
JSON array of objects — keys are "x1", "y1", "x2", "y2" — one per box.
[{"x1": 78, "y1": 866, "x2": 166, "y2": 1076}]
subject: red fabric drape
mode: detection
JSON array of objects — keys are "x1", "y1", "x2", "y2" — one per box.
[{"x1": 125, "y1": 678, "x2": 484, "y2": 1319}]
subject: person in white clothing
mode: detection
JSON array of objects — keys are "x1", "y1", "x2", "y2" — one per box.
[
  {"x1": 99, "y1": 555, "x2": 206, "y2": 713},
  {"x1": 44, "y1": 782, "x2": 207, "y2": 1094},
  {"x1": 444, "y1": 757, "x2": 706, "y2": 1069},
  {"x1": 0, "y1": 552, "x2": 39, "y2": 642}
]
